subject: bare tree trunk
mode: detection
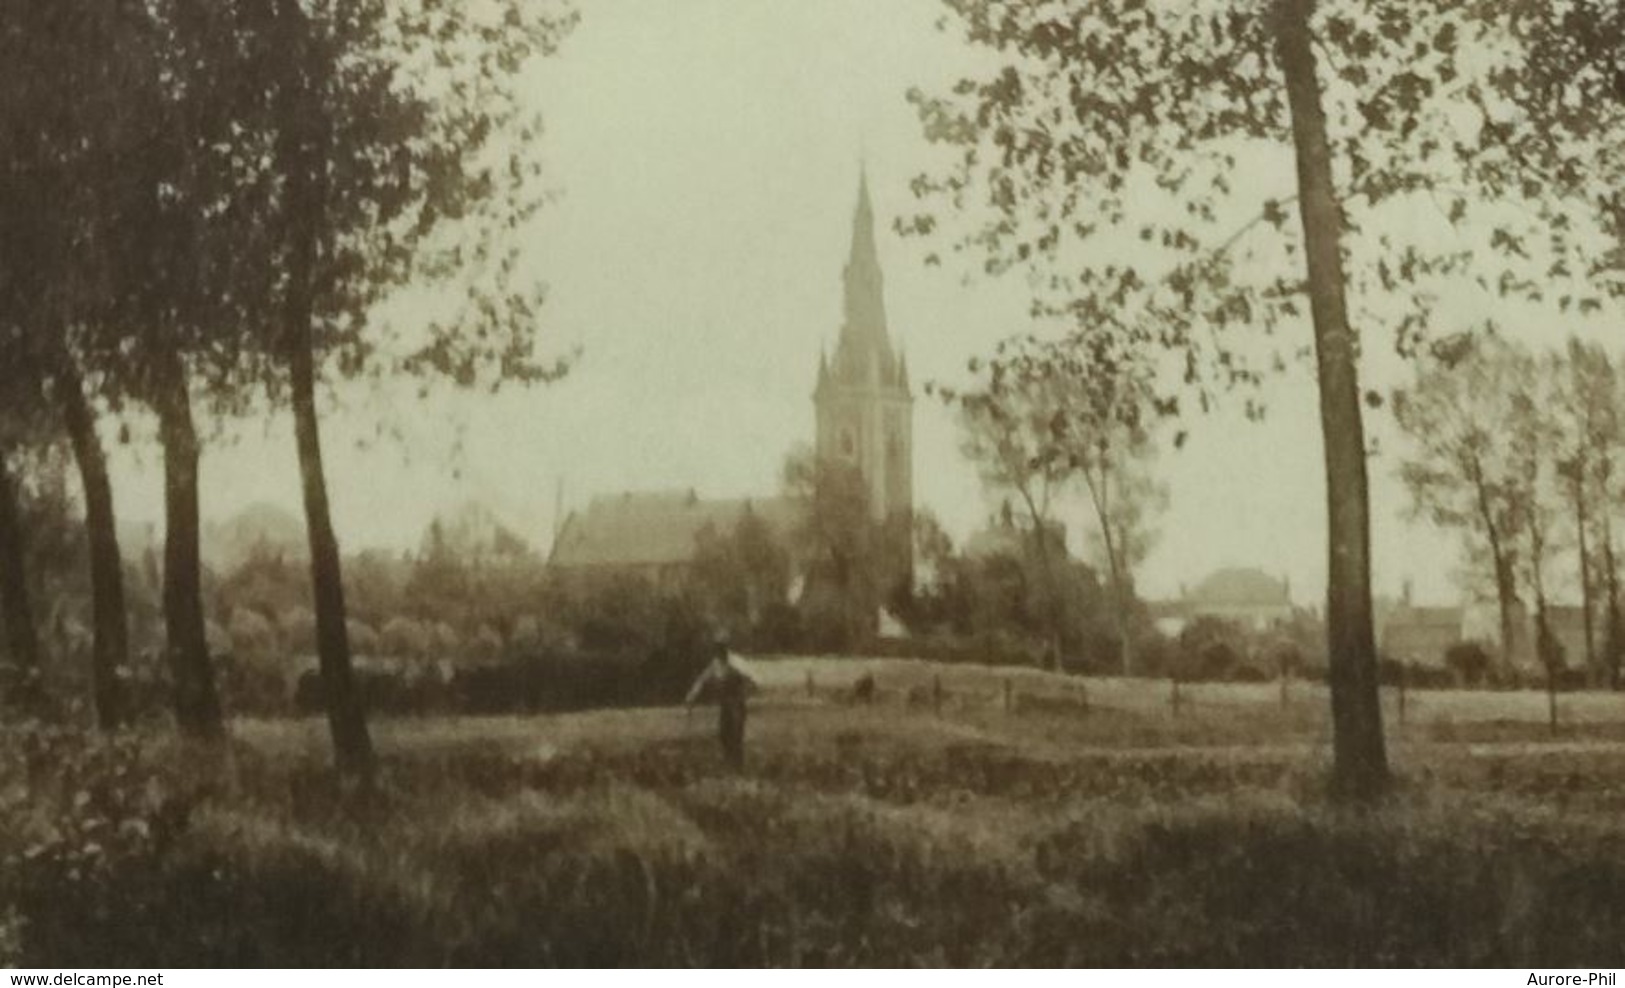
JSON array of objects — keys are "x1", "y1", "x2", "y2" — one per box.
[
  {"x1": 153, "y1": 362, "x2": 222, "y2": 739},
  {"x1": 1095, "y1": 504, "x2": 1134, "y2": 676},
  {"x1": 1017, "y1": 492, "x2": 1062, "y2": 671},
  {"x1": 1492, "y1": 553, "x2": 1519, "y2": 678},
  {"x1": 56, "y1": 359, "x2": 129, "y2": 728},
  {"x1": 1112, "y1": 570, "x2": 1133, "y2": 675},
  {"x1": 1604, "y1": 504, "x2": 1622, "y2": 690},
  {"x1": 287, "y1": 317, "x2": 375, "y2": 779},
  {"x1": 1532, "y1": 518, "x2": 1559, "y2": 736},
  {"x1": 1576, "y1": 488, "x2": 1597, "y2": 683},
  {"x1": 1275, "y1": 0, "x2": 1387, "y2": 799},
  {"x1": 1537, "y1": 604, "x2": 1559, "y2": 737},
  {"x1": 258, "y1": 0, "x2": 372, "y2": 777},
  {"x1": 0, "y1": 445, "x2": 43, "y2": 710}
]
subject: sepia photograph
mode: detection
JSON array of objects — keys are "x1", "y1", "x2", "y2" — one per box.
[{"x1": 3, "y1": 0, "x2": 1625, "y2": 972}]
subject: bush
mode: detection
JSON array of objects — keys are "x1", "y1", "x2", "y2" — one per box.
[
  {"x1": 1175, "y1": 616, "x2": 1253, "y2": 682},
  {"x1": 226, "y1": 608, "x2": 278, "y2": 658},
  {"x1": 346, "y1": 619, "x2": 380, "y2": 656},
  {"x1": 278, "y1": 606, "x2": 317, "y2": 654},
  {"x1": 1446, "y1": 641, "x2": 1493, "y2": 687},
  {"x1": 380, "y1": 617, "x2": 433, "y2": 658}
]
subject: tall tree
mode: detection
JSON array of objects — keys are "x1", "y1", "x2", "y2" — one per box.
[
  {"x1": 947, "y1": 334, "x2": 1166, "y2": 673},
  {"x1": 0, "y1": 1, "x2": 139, "y2": 728},
  {"x1": 940, "y1": 360, "x2": 1073, "y2": 669},
  {"x1": 1394, "y1": 335, "x2": 1540, "y2": 674},
  {"x1": 1551, "y1": 340, "x2": 1621, "y2": 685},
  {"x1": 1273, "y1": 0, "x2": 1386, "y2": 794},
  {"x1": 783, "y1": 448, "x2": 887, "y2": 649},
  {"x1": 905, "y1": 0, "x2": 1560, "y2": 795},
  {"x1": 691, "y1": 511, "x2": 792, "y2": 638},
  {"x1": 232, "y1": 0, "x2": 576, "y2": 775},
  {"x1": 1046, "y1": 337, "x2": 1166, "y2": 675},
  {"x1": 109, "y1": 1, "x2": 272, "y2": 739},
  {"x1": 1485, "y1": 5, "x2": 1625, "y2": 684}
]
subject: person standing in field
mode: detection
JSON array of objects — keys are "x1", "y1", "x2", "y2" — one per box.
[{"x1": 685, "y1": 634, "x2": 755, "y2": 769}]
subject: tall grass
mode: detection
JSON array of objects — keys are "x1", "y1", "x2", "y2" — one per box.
[{"x1": 7, "y1": 705, "x2": 1625, "y2": 966}]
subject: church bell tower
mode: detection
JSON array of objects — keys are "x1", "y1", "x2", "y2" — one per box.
[{"x1": 814, "y1": 168, "x2": 913, "y2": 524}]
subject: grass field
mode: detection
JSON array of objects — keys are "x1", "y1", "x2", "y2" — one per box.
[{"x1": 9, "y1": 656, "x2": 1625, "y2": 967}]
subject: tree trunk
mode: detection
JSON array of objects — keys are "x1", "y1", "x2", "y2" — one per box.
[
  {"x1": 1576, "y1": 488, "x2": 1597, "y2": 683},
  {"x1": 1112, "y1": 571, "x2": 1134, "y2": 676},
  {"x1": 0, "y1": 445, "x2": 43, "y2": 711},
  {"x1": 288, "y1": 321, "x2": 375, "y2": 779},
  {"x1": 1604, "y1": 504, "x2": 1622, "y2": 690},
  {"x1": 153, "y1": 363, "x2": 223, "y2": 739},
  {"x1": 56, "y1": 359, "x2": 129, "y2": 728},
  {"x1": 1094, "y1": 498, "x2": 1134, "y2": 676},
  {"x1": 1017, "y1": 493, "x2": 1062, "y2": 671},
  {"x1": 1492, "y1": 552, "x2": 1519, "y2": 677},
  {"x1": 262, "y1": 0, "x2": 373, "y2": 780},
  {"x1": 1537, "y1": 602, "x2": 1559, "y2": 737},
  {"x1": 1275, "y1": 0, "x2": 1388, "y2": 799}
]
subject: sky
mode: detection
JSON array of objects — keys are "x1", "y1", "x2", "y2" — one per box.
[{"x1": 100, "y1": 0, "x2": 1611, "y2": 610}]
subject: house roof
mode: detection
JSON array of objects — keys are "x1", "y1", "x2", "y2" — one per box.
[
  {"x1": 1186, "y1": 567, "x2": 1291, "y2": 608},
  {"x1": 1380, "y1": 605, "x2": 1465, "y2": 662},
  {"x1": 548, "y1": 490, "x2": 797, "y2": 570},
  {"x1": 1389, "y1": 605, "x2": 1464, "y2": 629}
]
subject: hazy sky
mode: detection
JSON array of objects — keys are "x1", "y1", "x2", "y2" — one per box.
[{"x1": 102, "y1": 0, "x2": 1613, "y2": 609}]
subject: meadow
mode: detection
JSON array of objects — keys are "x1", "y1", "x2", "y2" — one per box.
[{"x1": 6, "y1": 657, "x2": 1625, "y2": 967}]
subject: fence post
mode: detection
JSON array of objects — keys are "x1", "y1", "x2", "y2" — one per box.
[
  {"x1": 1547, "y1": 666, "x2": 1559, "y2": 738},
  {"x1": 805, "y1": 670, "x2": 814, "y2": 699},
  {"x1": 1170, "y1": 677, "x2": 1181, "y2": 715},
  {"x1": 1003, "y1": 677, "x2": 1013, "y2": 714},
  {"x1": 1079, "y1": 678, "x2": 1089, "y2": 716}
]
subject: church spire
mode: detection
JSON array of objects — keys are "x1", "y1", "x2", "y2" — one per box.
[
  {"x1": 813, "y1": 163, "x2": 914, "y2": 528},
  {"x1": 840, "y1": 165, "x2": 890, "y2": 360}
]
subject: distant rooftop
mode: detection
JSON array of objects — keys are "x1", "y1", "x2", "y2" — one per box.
[
  {"x1": 548, "y1": 490, "x2": 797, "y2": 569},
  {"x1": 1185, "y1": 567, "x2": 1292, "y2": 608}
]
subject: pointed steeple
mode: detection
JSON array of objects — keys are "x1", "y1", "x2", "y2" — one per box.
[
  {"x1": 839, "y1": 164, "x2": 891, "y2": 365},
  {"x1": 813, "y1": 163, "x2": 914, "y2": 528}
]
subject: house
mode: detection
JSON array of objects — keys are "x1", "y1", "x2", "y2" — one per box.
[
  {"x1": 1379, "y1": 605, "x2": 1466, "y2": 670},
  {"x1": 1378, "y1": 584, "x2": 1596, "y2": 676},
  {"x1": 1154, "y1": 567, "x2": 1295, "y2": 635}
]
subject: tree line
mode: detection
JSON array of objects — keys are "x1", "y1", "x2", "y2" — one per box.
[
  {"x1": 0, "y1": 0, "x2": 575, "y2": 781},
  {"x1": 906, "y1": 0, "x2": 1625, "y2": 798},
  {"x1": 1396, "y1": 335, "x2": 1625, "y2": 688}
]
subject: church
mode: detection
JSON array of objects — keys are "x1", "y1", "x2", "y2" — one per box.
[{"x1": 547, "y1": 170, "x2": 914, "y2": 584}]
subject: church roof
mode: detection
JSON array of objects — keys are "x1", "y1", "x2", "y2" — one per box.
[{"x1": 548, "y1": 490, "x2": 798, "y2": 570}]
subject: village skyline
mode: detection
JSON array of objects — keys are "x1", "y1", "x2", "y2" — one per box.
[{"x1": 84, "y1": 0, "x2": 1614, "y2": 613}]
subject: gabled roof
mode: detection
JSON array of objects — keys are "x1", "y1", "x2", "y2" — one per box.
[
  {"x1": 548, "y1": 490, "x2": 798, "y2": 570},
  {"x1": 1389, "y1": 605, "x2": 1464, "y2": 629}
]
